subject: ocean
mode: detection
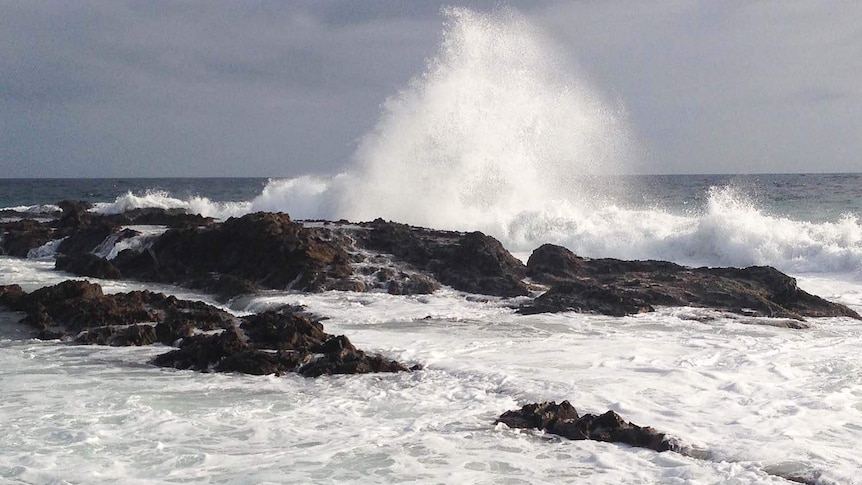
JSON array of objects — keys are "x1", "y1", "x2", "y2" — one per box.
[
  {"x1": 3, "y1": 7, "x2": 862, "y2": 485},
  {"x1": 2, "y1": 174, "x2": 861, "y2": 485}
]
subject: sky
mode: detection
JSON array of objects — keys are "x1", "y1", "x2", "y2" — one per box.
[{"x1": 1, "y1": 0, "x2": 860, "y2": 178}]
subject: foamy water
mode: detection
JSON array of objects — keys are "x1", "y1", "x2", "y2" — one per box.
[{"x1": 2, "y1": 256, "x2": 861, "y2": 484}]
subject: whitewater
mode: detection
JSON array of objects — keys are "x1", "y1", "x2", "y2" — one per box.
[{"x1": 2, "y1": 6, "x2": 862, "y2": 485}]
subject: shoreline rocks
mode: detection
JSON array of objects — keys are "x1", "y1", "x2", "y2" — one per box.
[
  {"x1": 2, "y1": 202, "x2": 859, "y2": 321},
  {"x1": 520, "y1": 244, "x2": 859, "y2": 320},
  {"x1": 0, "y1": 281, "x2": 415, "y2": 378}
]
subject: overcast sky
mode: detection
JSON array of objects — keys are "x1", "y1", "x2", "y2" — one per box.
[{"x1": 2, "y1": 1, "x2": 860, "y2": 177}]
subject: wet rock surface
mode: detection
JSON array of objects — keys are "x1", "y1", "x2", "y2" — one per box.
[
  {"x1": 521, "y1": 244, "x2": 860, "y2": 320},
  {"x1": 112, "y1": 212, "x2": 353, "y2": 298},
  {"x1": 0, "y1": 281, "x2": 414, "y2": 378},
  {"x1": 0, "y1": 219, "x2": 54, "y2": 257},
  {"x1": 3, "y1": 203, "x2": 858, "y2": 322},
  {"x1": 497, "y1": 401, "x2": 678, "y2": 453},
  {"x1": 155, "y1": 310, "x2": 412, "y2": 377},
  {"x1": 354, "y1": 219, "x2": 529, "y2": 297}
]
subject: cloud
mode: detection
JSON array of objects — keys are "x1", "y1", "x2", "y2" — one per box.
[
  {"x1": 0, "y1": 1, "x2": 859, "y2": 177},
  {"x1": 535, "y1": 0, "x2": 862, "y2": 173}
]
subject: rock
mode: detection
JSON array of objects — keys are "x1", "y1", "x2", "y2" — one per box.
[
  {"x1": 240, "y1": 311, "x2": 328, "y2": 350},
  {"x1": 520, "y1": 280, "x2": 654, "y2": 317},
  {"x1": 525, "y1": 243, "x2": 586, "y2": 283},
  {"x1": 56, "y1": 220, "x2": 119, "y2": 256},
  {"x1": 122, "y1": 208, "x2": 213, "y2": 228},
  {"x1": 56, "y1": 253, "x2": 122, "y2": 279},
  {"x1": 0, "y1": 281, "x2": 235, "y2": 338},
  {"x1": 357, "y1": 219, "x2": 528, "y2": 297},
  {"x1": 497, "y1": 400, "x2": 580, "y2": 430},
  {"x1": 55, "y1": 200, "x2": 93, "y2": 228},
  {"x1": 113, "y1": 212, "x2": 353, "y2": 298},
  {"x1": 0, "y1": 284, "x2": 26, "y2": 308},
  {"x1": 296, "y1": 342, "x2": 410, "y2": 378},
  {"x1": 216, "y1": 349, "x2": 302, "y2": 376},
  {"x1": 76, "y1": 324, "x2": 157, "y2": 346},
  {"x1": 0, "y1": 219, "x2": 53, "y2": 257},
  {"x1": 497, "y1": 401, "x2": 677, "y2": 453},
  {"x1": 387, "y1": 272, "x2": 440, "y2": 295},
  {"x1": 153, "y1": 311, "x2": 412, "y2": 377},
  {"x1": 520, "y1": 244, "x2": 861, "y2": 321},
  {"x1": 152, "y1": 326, "x2": 249, "y2": 372},
  {"x1": 155, "y1": 303, "x2": 236, "y2": 345}
]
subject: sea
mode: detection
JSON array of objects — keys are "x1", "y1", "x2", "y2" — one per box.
[
  {"x1": 2, "y1": 173, "x2": 861, "y2": 485},
  {"x1": 3, "y1": 7, "x2": 862, "y2": 485}
]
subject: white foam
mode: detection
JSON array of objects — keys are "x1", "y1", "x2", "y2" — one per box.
[
  {"x1": 2, "y1": 280, "x2": 861, "y2": 484},
  {"x1": 91, "y1": 190, "x2": 251, "y2": 220},
  {"x1": 26, "y1": 238, "x2": 67, "y2": 260}
]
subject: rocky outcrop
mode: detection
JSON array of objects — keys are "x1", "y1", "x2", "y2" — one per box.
[
  {"x1": 112, "y1": 212, "x2": 353, "y2": 298},
  {"x1": 497, "y1": 401, "x2": 678, "y2": 453},
  {"x1": 0, "y1": 219, "x2": 53, "y2": 257},
  {"x1": 355, "y1": 219, "x2": 528, "y2": 297},
  {"x1": 0, "y1": 280, "x2": 236, "y2": 339},
  {"x1": 0, "y1": 281, "x2": 415, "y2": 378},
  {"x1": 521, "y1": 244, "x2": 860, "y2": 321},
  {"x1": 154, "y1": 310, "x2": 414, "y2": 377},
  {"x1": 4, "y1": 204, "x2": 857, "y2": 322}
]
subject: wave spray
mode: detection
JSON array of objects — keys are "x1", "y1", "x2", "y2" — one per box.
[
  {"x1": 334, "y1": 7, "x2": 631, "y2": 230},
  {"x1": 90, "y1": 7, "x2": 862, "y2": 274}
]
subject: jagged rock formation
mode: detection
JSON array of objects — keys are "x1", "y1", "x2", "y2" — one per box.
[
  {"x1": 0, "y1": 281, "x2": 414, "y2": 377},
  {"x1": 497, "y1": 401, "x2": 678, "y2": 453},
  {"x1": 520, "y1": 244, "x2": 860, "y2": 321},
  {"x1": 3, "y1": 202, "x2": 859, "y2": 321}
]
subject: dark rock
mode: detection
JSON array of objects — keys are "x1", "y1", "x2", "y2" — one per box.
[
  {"x1": 240, "y1": 311, "x2": 328, "y2": 350},
  {"x1": 497, "y1": 400, "x2": 580, "y2": 430},
  {"x1": 56, "y1": 200, "x2": 93, "y2": 228},
  {"x1": 122, "y1": 208, "x2": 213, "y2": 228},
  {"x1": 152, "y1": 327, "x2": 248, "y2": 372},
  {"x1": 113, "y1": 212, "x2": 353, "y2": 298},
  {"x1": 297, "y1": 343, "x2": 410, "y2": 378},
  {"x1": 1, "y1": 281, "x2": 416, "y2": 377},
  {"x1": 76, "y1": 324, "x2": 157, "y2": 346},
  {"x1": 521, "y1": 280, "x2": 654, "y2": 317},
  {"x1": 497, "y1": 401, "x2": 677, "y2": 453},
  {"x1": 153, "y1": 313, "x2": 411, "y2": 377},
  {"x1": 215, "y1": 349, "x2": 302, "y2": 376},
  {"x1": 56, "y1": 253, "x2": 122, "y2": 279},
  {"x1": 0, "y1": 281, "x2": 235, "y2": 337},
  {"x1": 0, "y1": 284, "x2": 26, "y2": 308},
  {"x1": 0, "y1": 219, "x2": 53, "y2": 257},
  {"x1": 519, "y1": 244, "x2": 860, "y2": 321},
  {"x1": 387, "y1": 272, "x2": 440, "y2": 295},
  {"x1": 526, "y1": 243, "x2": 586, "y2": 283},
  {"x1": 155, "y1": 303, "x2": 235, "y2": 345},
  {"x1": 356, "y1": 219, "x2": 528, "y2": 297},
  {"x1": 326, "y1": 279, "x2": 368, "y2": 292},
  {"x1": 56, "y1": 220, "x2": 120, "y2": 256}
]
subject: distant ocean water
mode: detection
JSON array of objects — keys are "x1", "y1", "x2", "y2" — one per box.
[{"x1": 2, "y1": 173, "x2": 861, "y2": 223}]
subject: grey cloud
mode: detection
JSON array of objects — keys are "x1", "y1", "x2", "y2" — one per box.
[{"x1": 0, "y1": 0, "x2": 859, "y2": 177}]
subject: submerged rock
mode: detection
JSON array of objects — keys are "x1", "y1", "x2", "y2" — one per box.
[
  {"x1": 521, "y1": 244, "x2": 860, "y2": 321},
  {"x1": 497, "y1": 401, "x2": 678, "y2": 453}
]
